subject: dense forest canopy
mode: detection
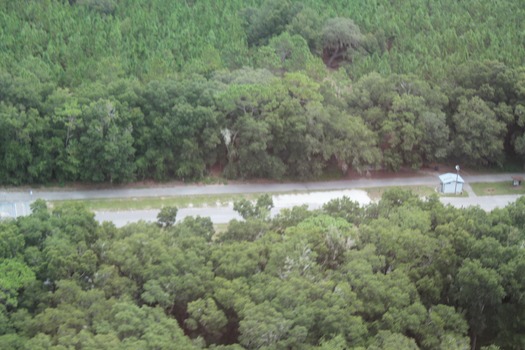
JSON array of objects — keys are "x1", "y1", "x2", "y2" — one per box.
[
  {"x1": 0, "y1": 0, "x2": 524, "y2": 185},
  {"x1": 1, "y1": 192, "x2": 525, "y2": 349},
  {"x1": 1, "y1": 0, "x2": 523, "y2": 80},
  {"x1": 2, "y1": 2, "x2": 525, "y2": 348}
]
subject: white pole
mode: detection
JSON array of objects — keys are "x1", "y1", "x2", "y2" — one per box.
[{"x1": 454, "y1": 165, "x2": 460, "y2": 194}]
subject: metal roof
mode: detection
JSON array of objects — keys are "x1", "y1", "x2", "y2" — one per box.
[{"x1": 438, "y1": 173, "x2": 464, "y2": 184}]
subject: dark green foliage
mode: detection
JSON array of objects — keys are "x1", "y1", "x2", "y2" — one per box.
[
  {"x1": 450, "y1": 97, "x2": 506, "y2": 166},
  {"x1": 78, "y1": 0, "x2": 117, "y2": 15},
  {"x1": 156, "y1": 206, "x2": 178, "y2": 227},
  {"x1": 1, "y1": 3, "x2": 524, "y2": 346},
  {"x1": 2, "y1": 191, "x2": 525, "y2": 348},
  {"x1": 78, "y1": 99, "x2": 136, "y2": 183},
  {"x1": 286, "y1": 7, "x2": 323, "y2": 52},
  {"x1": 242, "y1": 0, "x2": 299, "y2": 47},
  {"x1": 322, "y1": 196, "x2": 364, "y2": 226},
  {"x1": 0, "y1": 0, "x2": 524, "y2": 184},
  {"x1": 322, "y1": 17, "x2": 364, "y2": 68},
  {"x1": 233, "y1": 194, "x2": 273, "y2": 221},
  {"x1": 347, "y1": 73, "x2": 450, "y2": 170},
  {"x1": 0, "y1": 260, "x2": 35, "y2": 308}
]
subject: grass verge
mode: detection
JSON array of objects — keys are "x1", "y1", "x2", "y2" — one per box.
[
  {"x1": 51, "y1": 193, "x2": 264, "y2": 211},
  {"x1": 470, "y1": 181, "x2": 525, "y2": 196}
]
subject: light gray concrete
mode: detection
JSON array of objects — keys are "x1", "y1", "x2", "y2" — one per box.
[
  {"x1": 0, "y1": 201, "x2": 30, "y2": 219},
  {"x1": 440, "y1": 195, "x2": 522, "y2": 211},
  {"x1": 0, "y1": 202, "x2": 16, "y2": 219}
]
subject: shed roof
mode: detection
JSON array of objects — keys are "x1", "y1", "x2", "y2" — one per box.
[{"x1": 439, "y1": 173, "x2": 464, "y2": 184}]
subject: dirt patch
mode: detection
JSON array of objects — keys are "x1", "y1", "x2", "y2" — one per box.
[{"x1": 209, "y1": 163, "x2": 224, "y2": 177}]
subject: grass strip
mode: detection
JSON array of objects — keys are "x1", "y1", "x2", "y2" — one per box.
[
  {"x1": 470, "y1": 181, "x2": 525, "y2": 196},
  {"x1": 50, "y1": 190, "x2": 317, "y2": 211},
  {"x1": 50, "y1": 193, "x2": 263, "y2": 211}
]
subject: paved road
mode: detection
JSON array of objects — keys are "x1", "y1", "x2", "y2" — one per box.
[
  {"x1": 1, "y1": 173, "x2": 520, "y2": 202},
  {"x1": 1, "y1": 172, "x2": 523, "y2": 225}
]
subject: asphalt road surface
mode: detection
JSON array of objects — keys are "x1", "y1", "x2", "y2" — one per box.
[
  {"x1": 1, "y1": 173, "x2": 520, "y2": 201},
  {"x1": 1, "y1": 172, "x2": 523, "y2": 225}
]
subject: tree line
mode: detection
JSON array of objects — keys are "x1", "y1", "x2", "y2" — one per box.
[
  {"x1": 1, "y1": 61, "x2": 524, "y2": 185},
  {"x1": 0, "y1": 0, "x2": 524, "y2": 185},
  {"x1": 1, "y1": 191, "x2": 525, "y2": 349}
]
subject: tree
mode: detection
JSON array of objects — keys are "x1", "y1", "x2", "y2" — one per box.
[
  {"x1": 368, "y1": 331, "x2": 419, "y2": 350},
  {"x1": 0, "y1": 260, "x2": 35, "y2": 308},
  {"x1": 255, "y1": 32, "x2": 313, "y2": 73},
  {"x1": 77, "y1": 0, "x2": 117, "y2": 15},
  {"x1": 0, "y1": 222, "x2": 24, "y2": 260},
  {"x1": 326, "y1": 109, "x2": 382, "y2": 174},
  {"x1": 269, "y1": 73, "x2": 328, "y2": 178},
  {"x1": 418, "y1": 305, "x2": 470, "y2": 350},
  {"x1": 287, "y1": 7, "x2": 323, "y2": 52},
  {"x1": 173, "y1": 216, "x2": 215, "y2": 242},
  {"x1": 211, "y1": 241, "x2": 266, "y2": 280},
  {"x1": 185, "y1": 298, "x2": 228, "y2": 345},
  {"x1": 238, "y1": 302, "x2": 297, "y2": 349},
  {"x1": 322, "y1": 197, "x2": 364, "y2": 226},
  {"x1": 156, "y1": 206, "x2": 178, "y2": 228},
  {"x1": 382, "y1": 93, "x2": 449, "y2": 169},
  {"x1": 284, "y1": 215, "x2": 357, "y2": 269},
  {"x1": 322, "y1": 18, "x2": 363, "y2": 68},
  {"x1": 346, "y1": 73, "x2": 449, "y2": 170},
  {"x1": 454, "y1": 259, "x2": 505, "y2": 350},
  {"x1": 242, "y1": 0, "x2": 297, "y2": 47},
  {"x1": 234, "y1": 116, "x2": 283, "y2": 178},
  {"x1": 233, "y1": 194, "x2": 274, "y2": 221},
  {"x1": 78, "y1": 99, "x2": 136, "y2": 183},
  {"x1": 512, "y1": 67, "x2": 525, "y2": 166},
  {"x1": 493, "y1": 252, "x2": 525, "y2": 349},
  {"x1": 42, "y1": 232, "x2": 98, "y2": 283},
  {"x1": 271, "y1": 205, "x2": 313, "y2": 233},
  {"x1": 450, "y1": 97, "x2": 506, "y2": 166},
  {"x1": 418, "y1": 109, "x2": 450, "y2": 164},
  {"x1": 46, "y1": 91, "x2": 83, "y2": 182},
  {"x1": 135, "y1": 77, "x2": 222, "y2": 181},
  {"x1": 218, "y1": 219, "x2": 271, "y2": 243},
  {"x1": 0, "y1": 103, "x2": 39, "y2": 185}
]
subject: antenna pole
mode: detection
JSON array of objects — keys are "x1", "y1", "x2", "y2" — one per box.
[{"x1": 454, "y1": 165, "x2": 460, "y2": 194}]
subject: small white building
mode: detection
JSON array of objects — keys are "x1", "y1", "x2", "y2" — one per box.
[{"x1": 439, "y1": 173, "x2": 464, "y2": 194}]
